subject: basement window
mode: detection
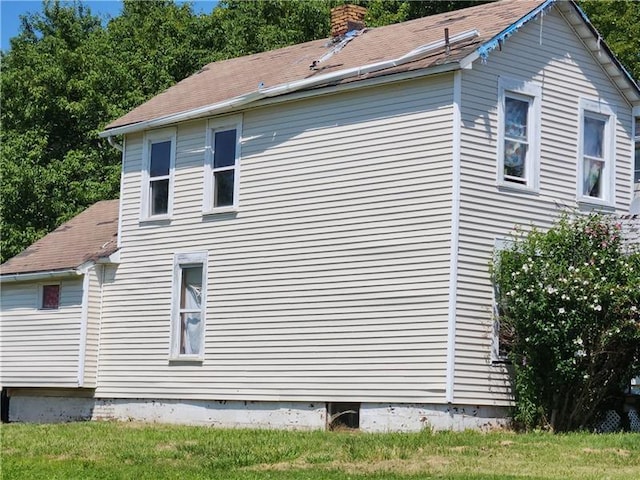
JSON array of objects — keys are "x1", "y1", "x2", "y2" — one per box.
[
  {"x1": 328, "y1": 402, "x2": 360, "y2": 430},
  {"x1": 40, "y1": 284, "x2": 60, "y2": 310}
]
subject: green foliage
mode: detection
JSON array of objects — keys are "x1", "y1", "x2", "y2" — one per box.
[
  {"x1": 492, "y1": 213, "x2": 640, "y2": 431},
  {"x1": 579, "y1": 0, "x2": 640, "y2": 81}
]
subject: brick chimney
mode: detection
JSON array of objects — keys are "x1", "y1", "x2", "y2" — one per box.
[{"x1": 330, "y1": 4, "x2": 367, "y2": 38}]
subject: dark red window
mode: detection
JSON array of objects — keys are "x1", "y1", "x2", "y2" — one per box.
[{"x1": 41, "y1": 285, "x2": 60, "y2": 309}]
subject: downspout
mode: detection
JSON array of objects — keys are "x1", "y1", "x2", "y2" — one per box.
[
  {"x1": 99, "y1": 29, "x2": 479, "y2": 138},
  {"x1": 445, "y1": 70, "x2": 463, "y2": 404},
  {"x1": 107, "y1": 135, "x2": 123, "y2": 152}
]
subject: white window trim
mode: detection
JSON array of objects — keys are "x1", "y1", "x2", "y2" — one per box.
[
  {"x1": 577, "y1": 98, "x2": 615, "y2": 206},
  {"x1": 497, "y1": 77, "x2": 542, "y2": 192},
  {"x1": 140, "y1": 127, "x2": 177, "y2": 221},
  {"x1": 203, "y1": 114, "x2": 242, "y2": 214},
  {"x1": 38, "y1": 282, "x2": 61, "y2": 310},
  {"x1": 169, "y1": 252, "x2": 208, "y2": 361}
]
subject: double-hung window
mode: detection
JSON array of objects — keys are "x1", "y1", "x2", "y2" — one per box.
[
  {"x1": 204, "y1": 115, "x2": 241, "y2": 213},
  {"x1": 578, "y1": 99, "x2": 615, "y2": 204},
  {"x1": 497, "y1": 77, "x2": 541, "y2": 190},
  {"x1": 171, "y1": 252, "x2": 207, "y2": 359},
  {"x1": 141, "y1": 128, "x2": 176, "y2": 219}
]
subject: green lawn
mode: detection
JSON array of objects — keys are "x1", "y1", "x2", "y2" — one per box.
[{"x1": 1, "y1": 422, "x2": 639, "y2": 479}]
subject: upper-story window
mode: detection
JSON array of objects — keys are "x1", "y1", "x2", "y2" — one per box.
[
  {"x1": 141, "y1": 128, "x2": 176, "y2": 220},
  {"x1": 578, "y1": 99, "x2": 615, "y2": 204},
  {"x1": 204, "y1": 115, "x2": 242, "y2": 213},
  {"x1": 497, "y1": 77, "x2": 541, "y2": 191}
]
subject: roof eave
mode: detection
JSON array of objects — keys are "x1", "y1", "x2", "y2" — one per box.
[
  {"x1": 558, "y1": 0, "x2": 640, "y2": 107},
  {"x1": 0, "y1": 268, "x2": 80, "y2": 283},
  {"x1": 100, "y1": 29, "x2": 480, "y2": 138}
]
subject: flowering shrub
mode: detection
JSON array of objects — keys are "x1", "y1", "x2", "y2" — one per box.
[{"x1": 492, "y1": 213, "x2": 640, "y2": 431}]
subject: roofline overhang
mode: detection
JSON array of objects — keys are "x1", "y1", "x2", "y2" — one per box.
[
  {"x1": 460, "y1": 0, "x2": 640, "y2": 107},
  {"x1": 99, "y1": 0, "x2": 640, "y2": 140},
  {"x1": 99, "y1": 29, "x2": 479, "y2": 138},
  {"x1": 464, "y1": 0, "x2": 639, "y2": 107},
  {"x1": 0, "y1": 268, "x2": 80, "y2": 283},
  {"x1": 0, "y1": 250, "x2": 120, "y2": 283},
  {"x1": 559, "y1": 0, "x2": 640, "y2": 107}
]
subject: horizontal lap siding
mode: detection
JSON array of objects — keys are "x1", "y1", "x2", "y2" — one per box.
[
  {"x1": 98, "y1": 76, "x2": 455, "y2": 403},
  {"x1": 0, "y1": 279, "x2": 83, "y2": 387},
  {"x1": 82, "y1": 267, "x2": 103, "y2": 388},
  {"x1": 455, "y1": 8, "x2": 634, "y2": 405}
]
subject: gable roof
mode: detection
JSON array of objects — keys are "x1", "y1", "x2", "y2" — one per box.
[
  {"x1": 0, "y1": 200, "x2": 119, "y2": 279},
  {"x1": 100, "y1": 0, "x2": 639, "y2": 137}
]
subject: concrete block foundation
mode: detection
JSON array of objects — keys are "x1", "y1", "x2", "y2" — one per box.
[{"x1": 5, "y1": 390, "x2": 510, "y2": 432}]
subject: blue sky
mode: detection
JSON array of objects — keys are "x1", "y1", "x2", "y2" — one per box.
[{"x1": 1, "y1": 1, "x2": 218, "y2": 51}]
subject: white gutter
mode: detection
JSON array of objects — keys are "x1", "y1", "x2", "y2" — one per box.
[
  {"x1": 100, "y1": 29, "x2": 479, "y2": 138},
  {"x1": 445, "y1": 70, "x2": 463, "y2": 404},
  {"x1": 0, "y1": 269, "x2": 79, "y2": 283}
]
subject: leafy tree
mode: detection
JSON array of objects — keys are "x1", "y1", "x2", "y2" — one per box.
[
  {"x1": 1, "y1": 1, "x2": 120, "y2": 261},
  {"x1": 213, "y1": 0, "x2": 331, "y2": 58},
  {"x1": 492, "y1": 214, "x2": 640, "y2": 431},
  {"x1": 579, "y1": 0, "x2": 640, "y2": 81}
]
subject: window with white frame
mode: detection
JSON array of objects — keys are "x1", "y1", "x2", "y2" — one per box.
[
  {"x1": 141, "y1": 128, "x2": 176, "y2": 219},
  {"x1": 204, "y1": 116, "x2": 241, "y2": 212},
  {"x1": 498, "y1": 77, "x2": 541, "y2": 190},
  {"x1": 578, "y1": 99, "x2": 615, "y2": 203},
  {"x1": 171, "y1": 252, "x2": 207, "y2": 359},
  {"x1": 40, "y1": 284, "x2": 60, "y2": 310}
]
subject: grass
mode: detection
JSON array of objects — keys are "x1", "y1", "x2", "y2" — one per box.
[{"x1": 1, "y1": 422, "x2": 639, "y2": 479}]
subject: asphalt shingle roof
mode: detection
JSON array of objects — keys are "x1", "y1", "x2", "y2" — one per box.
[
  {"x1": 104, "y1": 0, "x2": 546, "y2": 131},
  {"x1": 1, "y1": 200, "x2": 119, "y2": 276}
]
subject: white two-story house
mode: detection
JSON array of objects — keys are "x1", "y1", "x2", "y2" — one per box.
[{"x1": 2, "y1": 0, "x2": 639, "y2": 430}]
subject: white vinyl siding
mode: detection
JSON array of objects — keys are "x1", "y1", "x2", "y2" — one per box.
[
  {"x1": 455, "y1": 7, "x2": 634, "y2": 405},
  {"x1": 0, "y1": 278, "x2": 84, "y2": 388},
  {"x1": 82, "y1": 266, "x2": 104, "y2": 387},
  {"x1": 98, "y1": 75, "x2": 455, "y2": 403}
]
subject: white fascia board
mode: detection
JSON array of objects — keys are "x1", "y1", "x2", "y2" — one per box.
[{"x1": 0, "y1": 268, "x2": 79, "y2": 283}]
